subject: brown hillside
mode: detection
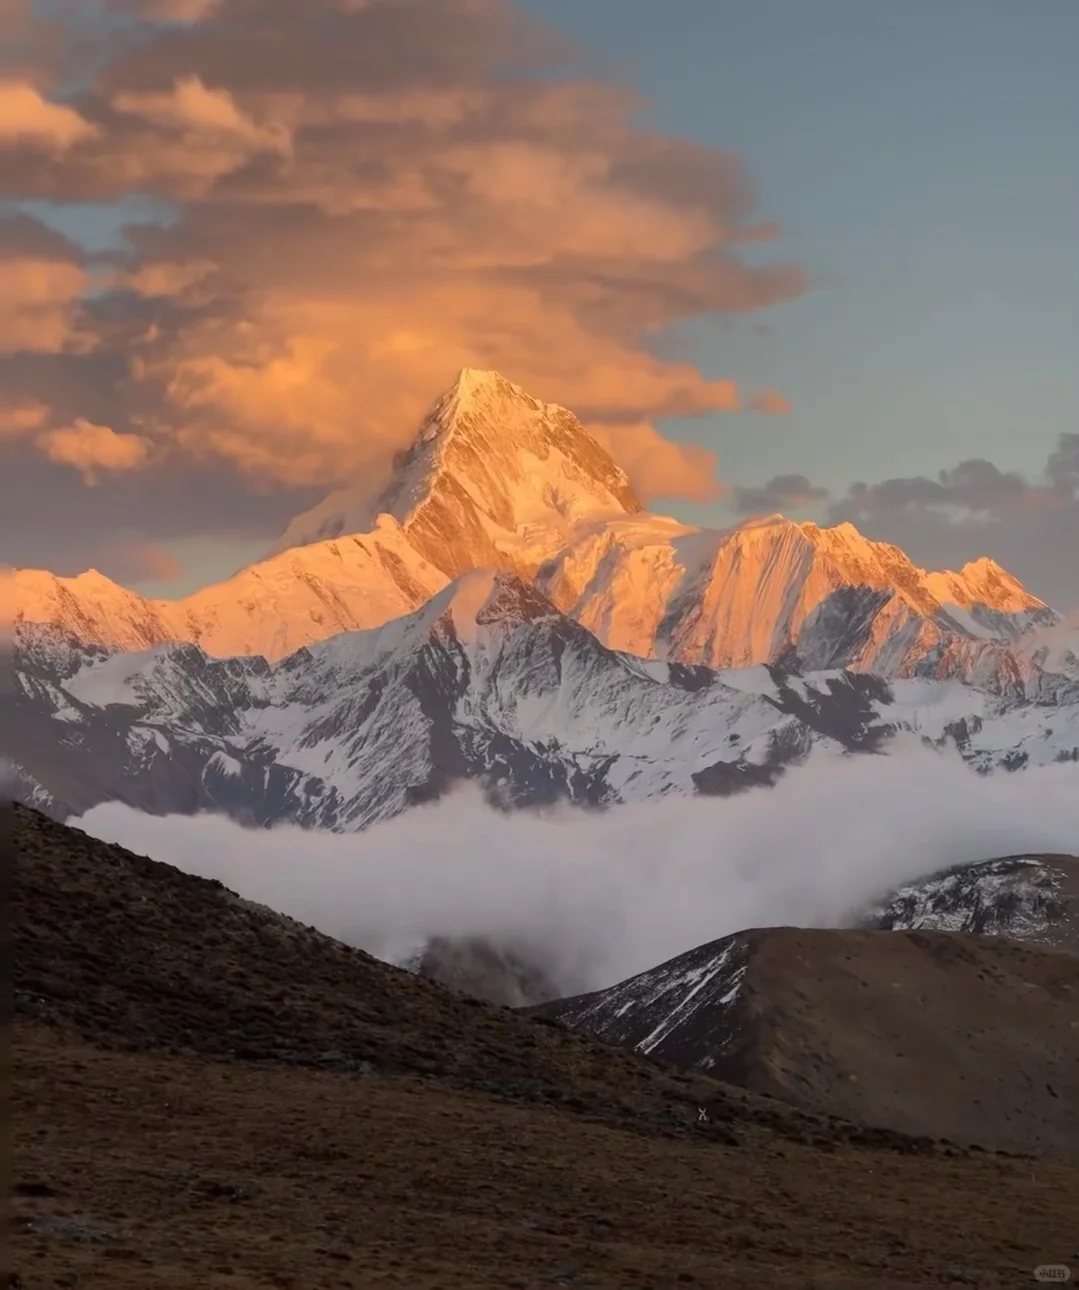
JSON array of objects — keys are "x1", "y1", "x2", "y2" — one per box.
[{"x1": 9, "y1": 803, "x2": 1078, "y2": 1289}]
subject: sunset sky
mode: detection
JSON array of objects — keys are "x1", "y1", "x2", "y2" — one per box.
[{"x1": 2, "y1": 0, "x2": 1077, "y2": 606}]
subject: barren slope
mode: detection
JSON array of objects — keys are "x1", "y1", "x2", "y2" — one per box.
[
  {"x1": 10, "y1": 804, "x2": 1078, "y2": 1289},
  {"x1": 537, "y1": 924, "x2": 1079, "y2": 1160}
]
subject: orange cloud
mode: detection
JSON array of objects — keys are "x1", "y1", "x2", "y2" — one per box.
[
  {"x1": 589, "y1": 421, "x2": 724, "y2": 504},
  {"x1": 124, "y1": 541, "x2": 184, "y2": 582},
  {"x1": 0, "y1": 398, "x2": 48, "y2": 436},
  {"x1": 24, "y1": 533, "x2": 185, "y2": 584},
  {"x1": 0, "y1": 80, "x2": 98, "y2": 151},
  {"x1": 112, "y1": 76, "x2": 290, "y2": 153},
  {"x1": 0, "y1": 255, "x2": 90, "y2": 352},
  {"x1": 117, "y1": 0, "x2": 221, "y2": 20},
  {"x1": 748, "y1": 389, "x2": 793, "y2": 414},
  {"x1": 116, "y1": 258, "x2": 217, "y2": 297},
  {"x1": 0, "y1": 0, "x2": 807, "y2": 502},
  {"x1": 727, "y1": 221, "x2": 783, "y2": 245},
  {"x1": 36, "y1": 418, "x2": 153, "y2": 483}
]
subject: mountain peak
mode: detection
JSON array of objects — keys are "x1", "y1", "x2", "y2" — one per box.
[
  {"x1": 270, "y1": 370, "x2": 642, "y2": 577},
  {"x1": 959, "y1": 555, "x2": 1017, "y2": 583},
  {"x1": 449, "y1": 366, "x2": 516, "y2": 402},
  {"x1": 437, "y1": 568, "x2": 560, "y2": 641},
  {"x1": 411, "y1": 369, "x2": 524, "y2": 449},
  {"x1": 936, "y1": 555, "x2": 1047, "y2": 616}
]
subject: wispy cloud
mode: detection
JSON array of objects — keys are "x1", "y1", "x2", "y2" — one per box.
[{"x1": 747, "y1": 389, "x2": 792, "y2": 414}]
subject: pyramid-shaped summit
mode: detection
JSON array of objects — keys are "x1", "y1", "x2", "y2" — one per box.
[{"x1": 270, "y1": 369, "x2": 642, "y2": 578}]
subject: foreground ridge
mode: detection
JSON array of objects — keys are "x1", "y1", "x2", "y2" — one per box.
[{"x1": 11, "y1": 804, "x2": 1079, "y2": 1289}]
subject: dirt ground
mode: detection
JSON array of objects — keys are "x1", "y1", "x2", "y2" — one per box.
[
  {"x1": 731, "y1": 926, "x2": 1079, "y2": 1158},
  {"x1": 13, "y1": 1023, "x2": 1078, "y2": 1290},
  {"x1": 9, "y1": 804, "x2": 1079, "y2": 1288}
]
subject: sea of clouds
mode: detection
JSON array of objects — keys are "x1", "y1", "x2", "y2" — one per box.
[{"x1": 72, "y1": 737, "x2": 1079, "y2": 996}]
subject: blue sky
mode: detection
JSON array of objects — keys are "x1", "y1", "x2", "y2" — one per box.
[{"x1": 523, "y1": 0, "x2": 1079, "y2": 518}]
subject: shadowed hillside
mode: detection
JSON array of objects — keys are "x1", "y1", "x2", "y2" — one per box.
[
  {"x1": 10, "y1": 803, "x2": 1077, "y2": 1289},
  {"x1": 533, "y1": 923, "x2": 1079, "y2": 1159}
]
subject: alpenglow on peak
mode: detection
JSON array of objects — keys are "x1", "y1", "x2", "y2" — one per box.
[{"x1": 269, "y1": 368, "x2": 642, "y2": 576}]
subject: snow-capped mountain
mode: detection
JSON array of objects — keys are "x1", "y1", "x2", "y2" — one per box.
[
  {"x1": 4, "y1": 369, "x2": 1069, "y2": 694},
  {"x1": 269, "y1": 368, "x2": 642, "y2": 577},
  {"x1": 4, "y1": 571, "x2": 898, "y2": 827},
  {"x1": 7, "y1": 570, "x2": 1079, "y2": 830},
  {"x1": 530, "y1": 851, "x2": 1079, "y2": 1066},
  {"x1": 535, "y1": 512, "x2": 1055, "y2": 691}
]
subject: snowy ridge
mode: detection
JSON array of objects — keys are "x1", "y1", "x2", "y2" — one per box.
[
  {"x1": 4, "y1": 370, "x2": 1068, "y2": 695},
  {"x1": 7, "y1": 570, "x2": 1079, "y2": 831},
  {"x1": 2, "y1": 516, "x2": 449, "y2": 659},
  {"x1": 535, "y1": 513, "x2": 1057, "y2": 691},
  {"x1": 860, "y1": 854, "x2": 1079, "y2": 951}
]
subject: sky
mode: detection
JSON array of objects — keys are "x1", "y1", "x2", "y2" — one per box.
[{"x1": 1, "y1": 0, "x2": 1077, "y2": 606}]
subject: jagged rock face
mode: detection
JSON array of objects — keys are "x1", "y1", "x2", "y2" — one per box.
[
  {"x1": 270, "y1": 368, "x2": 641, "y2": 579},
  {"x1": 536, "y1": 513, "x2": 1057, "y2": 691},
  {"x1": 4, "y1": 369, "x2": 1070, "y2": 696},
  {"x1": 365, "y1": 370, "x2": 642, "y2": 582},
  {"x1": 7, "y1": 570, "x2": 1079, "y2": 832},
  {"x1": 859, "y1": 855, "x2": 1079, "y2": 953}
]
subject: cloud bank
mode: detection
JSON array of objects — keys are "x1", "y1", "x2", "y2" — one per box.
[
  {"x1": 0, "y1": 0, "x2": 805, "y2": 578},
  {"x1": 76, "y1": 743, "x2": 1079, "y2": 996}
]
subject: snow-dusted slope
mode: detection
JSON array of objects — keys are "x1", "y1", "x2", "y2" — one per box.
[
  {"x1": 860, "y1": 854, "x2": 1079, "y2": 952},
  {"x1": 5, "y1": 571, "x2": 905, "y2": 828},
  {"x1": 3, "y1": 515, "x2": 449, "y2": 659},
  {"x1": 535, "y1": 512, "x2": 1056, "y2": 691},
  {"x1": 532, "y1": 852, "x2": 1079, "y2": 1067},
  {"x1": 5, "y1": 370, "x2": 1065, "y2": 692},
  {"x1": 1011, "y1": 615, "x2": 1079, "y2": 687},
  {"x1": 528, "y1": 932, "x2": 755, "y2": 1065},
  {"x1": 269, "y1": 368, "x2": 642, "y2": 578},
  {"x1": 8, "y1": 571, "x2": 1079, "y2": 831}
]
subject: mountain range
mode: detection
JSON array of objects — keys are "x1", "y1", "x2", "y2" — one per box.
[
  {"x1": 5, "y1": 368, "x2": 1079, "y2": 827},
  {"x1": 9, "y1": 370, "x2": 1079, "y2": 1288}
]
